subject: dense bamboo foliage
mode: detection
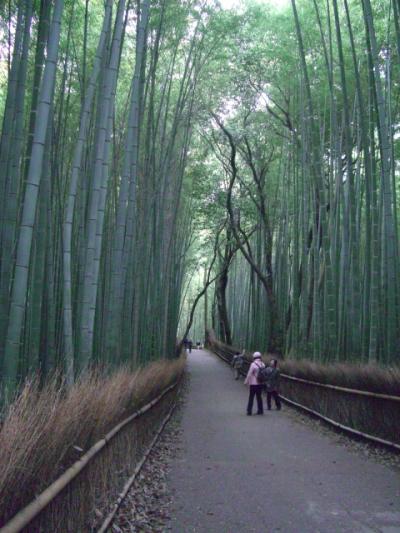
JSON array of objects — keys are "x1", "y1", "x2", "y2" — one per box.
[
  {"x1": 0, "y1": 0, "x2": 218, "y2": 399},
  {"x1": 0, "y1": 0, "x2": 399, "y2": 400},
  {"x1": 274, "y1": 0, "x2": 400, "y2": 364},
  {"x1": 182, "y1": 0, "x2": 400, "y2": 366}
]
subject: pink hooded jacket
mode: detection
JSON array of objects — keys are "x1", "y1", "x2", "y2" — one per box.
[{"x1": 244, "y1": 359, "x2": 265, "y2": 386}]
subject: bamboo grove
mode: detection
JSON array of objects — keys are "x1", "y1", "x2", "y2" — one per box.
[
  {"x1": 0, "y1": 0, "x2": 399, "y2": 399},
  {"x1": 183, "y1": 0, "x2": 400, "y2": 366},
  {"x1": 0, "y1": 0, "x2": 218, "y2": 398}
]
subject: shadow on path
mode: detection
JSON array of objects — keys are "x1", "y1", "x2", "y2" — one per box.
[{"x1": 167, "y1": 350, "x2": 400, "y2": 533}]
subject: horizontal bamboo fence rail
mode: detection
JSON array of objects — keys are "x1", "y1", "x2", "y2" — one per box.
[
  {"x1": 280, "y1": 373, "x2": 400, "y2": 402},
  {"x1": 0, "y1": 378, "x2": 182, "y2": 533},
  {"x1": 208, "y1": 340, "x2": 400, "y2": 451},
  {"x1": 97, "y1": 397, "x2": 178, "y2": 532}
]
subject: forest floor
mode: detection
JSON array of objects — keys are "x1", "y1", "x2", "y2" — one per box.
[{"x1": 112, "y1": 350, "x2": 400, "y2": 532}]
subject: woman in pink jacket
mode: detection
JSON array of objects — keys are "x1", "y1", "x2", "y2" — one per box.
[{"x1": 244, "y1": 352, "x2": 265, "y2": 415}]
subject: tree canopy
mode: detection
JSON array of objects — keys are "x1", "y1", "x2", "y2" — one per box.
[{"x1": 0, "y1": 0, "x2": 399, "y2": 399}]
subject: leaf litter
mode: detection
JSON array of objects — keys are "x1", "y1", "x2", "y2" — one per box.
[{"x1": 111, "y1": 374, "x2": 189, "y2": 532}]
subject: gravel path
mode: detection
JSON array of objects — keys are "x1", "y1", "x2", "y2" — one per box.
[{"x1": 166, "y1": 350, "x2": 400, "y2": 533}]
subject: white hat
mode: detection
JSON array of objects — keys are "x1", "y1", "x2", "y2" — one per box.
[{"x1": 253, "y1": 351, "x2": 262, "y2": 359}]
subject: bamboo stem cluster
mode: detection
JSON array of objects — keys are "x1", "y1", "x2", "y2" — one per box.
[
  {"x1": 206, "y1": 0, "x2": 400, "y2": 365},
  {"x1": 0, "y1": 0, "x2": 205, "y2": 398}
]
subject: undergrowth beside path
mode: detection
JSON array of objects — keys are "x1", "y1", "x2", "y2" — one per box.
[
  {"x1": 0, "y1": 357, "x2": 185, "y2": 528},
  {"x1": 279, "y1": 359, "x2": 400, "y2": 396}
]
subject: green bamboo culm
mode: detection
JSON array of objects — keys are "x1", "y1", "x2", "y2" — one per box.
[
  {"x1": 1, "y1": 0, "x2": 400, "y2": 403},
  {"x1": 181, "y1": 0, "x2": 400, "y2": 368},
  {"x1": 0, "y1": 0, "x2": 208, "y2": 402}
]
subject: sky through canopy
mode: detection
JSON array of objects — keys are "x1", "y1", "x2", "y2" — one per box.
[{"x1": 219, "y1": 0, "x2": 290, "y2": 10}]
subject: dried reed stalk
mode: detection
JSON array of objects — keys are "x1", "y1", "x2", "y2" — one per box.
[{"x1": 0, "y1": 357, "x2": 185, "y2": 528}]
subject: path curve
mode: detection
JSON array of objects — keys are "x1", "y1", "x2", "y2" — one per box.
[{"x1": 167, "y1": 350, "x2": 400, "y2": 533}]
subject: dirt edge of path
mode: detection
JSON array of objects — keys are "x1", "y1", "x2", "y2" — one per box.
[{"x1": 110, "y1": 371, "x2": 190, "y2": 532}]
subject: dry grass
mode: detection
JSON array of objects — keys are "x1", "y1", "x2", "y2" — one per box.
[
  {"x1": 279, "y1": 359, "x2": 400, "y2": 396},
  {"x1": 0, "y1": 356, "x2": 185, "y2": 527}
]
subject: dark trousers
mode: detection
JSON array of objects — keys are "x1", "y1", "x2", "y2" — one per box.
[
  {"x1": 247, "y1": 384, "x2": 264, "y2": 414},
  {"x1": 267, "y1": 390, "x2": 281, "y2": 410}
]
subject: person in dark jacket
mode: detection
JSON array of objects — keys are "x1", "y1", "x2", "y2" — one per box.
[
  {"x1": 265, "y1": 359, "x2": 281, "y2": 410},
  {"x1": 232, "y1": 349, "x2": 245, "y2": 380}
]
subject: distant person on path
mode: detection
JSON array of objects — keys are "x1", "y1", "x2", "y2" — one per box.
[
  {"x1": 196, "y1": 340, "x2": 201, "y2": 349},
  {"x1": 244, "y1": 352, "x2": 265, "y2": 415},
  {"x1": 188, "y1": 339, "x2": 193, "y2": 353},
  {"x1": 265, "y1": 359, "x2": 281, "y2": 410},
  {"x1": 232, "y1": 350, "x2": 245, "y2": 380}
]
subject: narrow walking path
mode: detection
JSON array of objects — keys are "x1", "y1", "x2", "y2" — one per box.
[{"x1": 167, "y1": 350, "x2": 400, "y2": 533}]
